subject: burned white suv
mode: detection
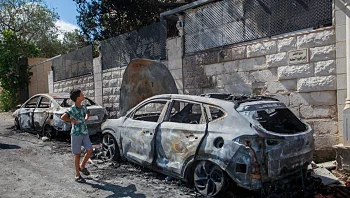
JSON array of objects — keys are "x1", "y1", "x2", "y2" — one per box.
[{"x1": 101, "y1": 94, "x2": 314, "y2": 197}]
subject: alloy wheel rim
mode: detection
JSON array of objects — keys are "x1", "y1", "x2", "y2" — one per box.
[
  {"x1": 194, "y1": 161, "x2": 225, "y2": 196},
  {"x1": 102, "y1": 134, "x2": 115, "y2": 160}
]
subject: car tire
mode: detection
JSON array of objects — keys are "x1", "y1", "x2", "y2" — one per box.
[
  {"x1": 42, "y1": 125, "x2": 55, "y2": 139},
  {"x1": 102, "y1": 133, "x2": 120, "y2": 161},
  {"x1": 194, "y1": 161, "x2": 229, "y2": 197},
  {"x1": 14, "y1": 118, "x2": 20, "y2": 130}
]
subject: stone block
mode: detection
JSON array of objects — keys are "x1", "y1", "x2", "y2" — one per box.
[
  {"x1": 111, "y1": 70, "x2": 120, "y2": 79},
  {"x1": 109, "y1": 79, "x2": 119, "y2": 87},
  {"x1": 247, "y1": 41, "x2": 277, "y2": 57},
  {"x1": 86, "y1": 83, "x2": 94, "y2": 90},
  {"x1": 183, "y1": 55, "x2": 196, "y2": 67},
  {"x1": 337, "y1": 74, "x2": 347, "y2": 90},
  {"x1": 290, "y1": 92, "x2": 311, "y2": 106},
  {"x1": 54, "y1": 84, "x2": 60, "y2": 89},
  {"x1": 102, "y1": 80, "x2": 109, "y2": 87},
  {"x1": 109, "y1": 95, "x2": 118, "y2": 103},
  {"x1": 336, "y1": 58, "x2": 346, "y2": 74},
  {"x1": 266, "y1": 53, "x2": 288, "y2": 68},
  {"x1": 315, "y1": 60, "x2": 335, "y2": 76},
  {"x1": 297, "y1": 76, "x2": 336, "y2": 92},
  {"x1": 277, "y1": 37, "x2": 297, "y2": 52},
  {"x1": 63, "y1": 87, "x2": 69, "y2": 92},
  {"x1": 195, "y1": 51, "x2": 218, "y2": 65},
  {"x1": 278, "y1": 64, "x2": 314, "y2": 80},
  {"x1": 232, "y1": 46, "x2": 246, "y2": 60},
  {"x1": 312, "y1": 120, "x2": 338, "y2": 135},
  {"x1": 300, "y1": 105, "x2": 337, "y2": 119},
  {"x1": 237, "y1": 57, "x2": 266, "y2": 72},
  {"x1": 314, "y1": 135, "x2": 339, "y2": 150},
  {"x1": 218, "y1": 48, "x2": 233, "y2": 62},
  {"x1": 205, "y1": 63, "x2": 222, "y2": 76},
  {"x1": 265, "y1": 80, "x2": 297, "y2": 94},
  {"x1": 103, "y1": 72, "x2": 112, "y2": 80},
  {"x1": 222, "y1": 84, "x2": 252, "y2": 95},
  {"x1": 223, "y1": 61, "x2": 238, "y2": 74},
  {"x1": 250, "y1": 69, "x2": 277, "y2": 83},
  {"x1": 310, "y1": 45, "x2": 336, "y2": 62},
  {"x1": 297, "y1": 29, "x2": 335, "y2": 49},
  {"x1": 310, "y1": 91, "x2": 337, "y2": 106},
  {"x1": 77, "y1": 78, "x2": 83, "y2": 84},
  {"x1": 103, "y1": 96, "x2": 109, "y2": 103},
  {"x1": 103, "y1": 88, "x2": 112, "y2": 95},
  {"x1": 168, "y1": 59, "x2": 182, "y2": 70},
  {"x1": 337, "y1": 89, "x2": 347, "y2": 105}
]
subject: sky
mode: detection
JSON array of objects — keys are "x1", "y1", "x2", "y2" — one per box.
[{"x1": 45, "y1": 0, "x2": 79, "y2": 39}]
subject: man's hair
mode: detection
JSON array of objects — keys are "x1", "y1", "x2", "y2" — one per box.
[{"x1": 70, "y1": 89, "x2": 81, "y2": 102}]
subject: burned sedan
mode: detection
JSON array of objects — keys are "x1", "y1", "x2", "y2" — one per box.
[
  {"x1": 13, "y1": 93, "x2": 107, "y2": 137},
  {"x1": 101, "y1": 94, "x2": 314, "y2": 197}
]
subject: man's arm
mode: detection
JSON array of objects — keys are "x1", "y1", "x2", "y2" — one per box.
[
  {"x1": 61, "y1": 113, "x2": 79, "y2": 124},
  {"x1": 85, "y1": 111, "x2": 91, "y2": 121}
]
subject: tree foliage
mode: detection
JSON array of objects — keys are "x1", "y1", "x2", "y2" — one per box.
[
  {"x1": 0, "y1": 0, "x2": 59, "y2": 43},
  {"x1": 74, "y1": 0, "x2": 195, "y2": 42},
  {"x1": 0, "y1": 30, "x2": 39, "y2": 111}
]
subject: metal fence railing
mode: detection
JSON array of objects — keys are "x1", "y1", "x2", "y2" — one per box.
[
  {"x1": 101, "y1": 21, "x2": 167, "y2": 70},
  {"x1": 184, "y1": 0, "x2": 333, "y2": 54},
  {"x1": 52, "y1": 45, "x2": 93, "y2": 82}
]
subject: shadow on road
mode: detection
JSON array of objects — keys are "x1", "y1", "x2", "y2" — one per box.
[
  {"x1": 0, "y1": 143, "x2": 21, "y2": 149},
  {"x1": 85, "y1": 178, "x2": 146, "y2": 198}
]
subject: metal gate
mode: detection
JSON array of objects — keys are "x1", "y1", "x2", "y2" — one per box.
[{"x1": 184, "y1": 0, "x2": 333, "y2": 53}]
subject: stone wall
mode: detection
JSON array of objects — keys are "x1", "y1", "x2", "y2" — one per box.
[
  {"x1": 101, "y1": 68, "x2": 125, "y2": 118},
  {"x1": 182, "y1": 27, "x2": 338, "y2": 156},
  {"x1": 53, "y1": 74, "x2": 95, "y2": 100}
]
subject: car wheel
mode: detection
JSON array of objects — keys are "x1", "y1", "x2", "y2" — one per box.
[
  {"x1": 42, "y1": 125, "x2": 54, "y2": 139},
  {"x1": 14, "y1": 118, "x2": 20, "y2": 130},
  {"x1": 194, "y1": 161, "x2": 229, "y2": 197},
  {"x1": 102, "y1": 133, "x2": 120, "y2": 161}
]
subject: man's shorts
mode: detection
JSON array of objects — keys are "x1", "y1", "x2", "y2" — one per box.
[{"x1": 71, "y1": 134, "x2": 92, "y2": 154}]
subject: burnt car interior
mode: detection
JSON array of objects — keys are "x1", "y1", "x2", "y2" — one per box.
[
  {"x1": 201, "y1": 93, "x2": 307, "y2": 133},
  {"x1": 132, "y1": 101, "x2": 167, "y2": 122},
  {"x1": 255, "y1": 109, "x2": 307, "y2": 134},
  {"x1": 168, "y1": 101, "x2": 203, "y2": 124}
]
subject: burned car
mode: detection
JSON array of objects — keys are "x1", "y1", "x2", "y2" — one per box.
[
  {"x1": 13, "y1": 93, "x2": 107, "y2": 137},
  {"x1": 101, "y1": 94, "x2": 314, "y2": 197}
]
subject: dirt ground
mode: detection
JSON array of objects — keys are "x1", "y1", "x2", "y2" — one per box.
[{"x1": 0, "y1": 112, "x2": 197, "y2": 198}]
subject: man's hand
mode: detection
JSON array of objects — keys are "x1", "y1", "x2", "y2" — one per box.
[{"x1": 71, "y1": 120, "x2": 79, "y2": 124}]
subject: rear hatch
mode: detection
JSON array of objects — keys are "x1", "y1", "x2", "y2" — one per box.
[{"x1": 236, "y1": 101, "x2": 314, "y2": 180}]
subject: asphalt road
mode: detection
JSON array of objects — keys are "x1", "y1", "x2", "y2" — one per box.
[{"x1": 0, "y1": 112, "x2": 196, "y2": 198}]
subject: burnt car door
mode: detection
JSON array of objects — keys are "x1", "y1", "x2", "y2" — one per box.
[
  {"x1": 121, "y1": 99, "x2": 169, "y2": 166},
  {"x1": 156, "y1": 100, "x2": 207, "y2": 175},
  {"x1": 18, "y1": 96, "x2": 40, "y2": 131},
  {"x1": 33, "y1": 96, "x2": 51, "y2": 132}
]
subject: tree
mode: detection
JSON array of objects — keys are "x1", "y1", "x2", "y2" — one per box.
[
  {"x1": 0, "y1": 30, "x2": 39, "y2": 111},
  {"x1": 74, "y1": 0, "x2": 195, "y2": 42},
  {"x1": 0, "y1": 0, "x2": 59, "y2": 43}
]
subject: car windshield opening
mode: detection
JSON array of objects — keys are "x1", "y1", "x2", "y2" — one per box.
[{"x1": 254, "y1": 108, "x2": 307, "y2": 134}]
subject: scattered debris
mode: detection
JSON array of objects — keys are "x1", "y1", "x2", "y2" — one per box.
[{"x1": 41, "y1": 137, "x2": 50, "y2": 142}]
